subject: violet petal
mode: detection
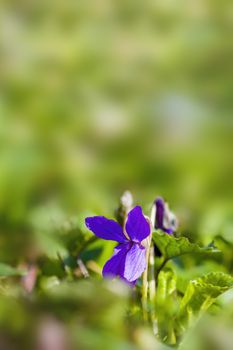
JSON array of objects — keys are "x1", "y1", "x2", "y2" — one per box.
[
  {"x1": 123, "y1": 243, "x2": 147, "y2": 282},
  {"x1": 85, "y1": 216, "x2": 127, "y2": 243},
  {"x1": 125, "y1": 206, "x2": 150, "y2": 242},
  {"x1": 102, "y1": 243, "x2": 130, "y2": 278}
]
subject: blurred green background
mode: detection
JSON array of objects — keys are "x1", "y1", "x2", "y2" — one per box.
[{"x1": 0, "y1": 1, "x2": 233, "y2": 349}]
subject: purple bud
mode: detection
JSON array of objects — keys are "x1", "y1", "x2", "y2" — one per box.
[{"x1": 152, "y1": 197, "x2": 178, "y2": 234}]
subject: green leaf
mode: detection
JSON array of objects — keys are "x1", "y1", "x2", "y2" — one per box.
[
  {"x1": 152, "y1": 230, "x2": 220, "y2": 261},
  {"x1": 176, "y1": 272, "x2": 233, "y2": 338},
  {"x1": 180, "y1": 272, "x2": 233, "y2": 312},
  {"x1": 156, "y1": 270, "x2": 178, "y2": 345},
  {"x1": 157, "y1": 270, "x2": 177, "y2": 306},
  {"x1": 0, "y1": 263, "x2": 25, "y2": 277},
  {"x1": 174, "y1": 262, "x2": 226, "y2": 294}
]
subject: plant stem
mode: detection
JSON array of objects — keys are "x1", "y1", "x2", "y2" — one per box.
[
  {"x1": 148, "y1": 245, "x2": 157, "y2": 333},
  {"x1": 77, "y1": 258, "x2": 89, "y2": 278},
  {"x1": 142, "y1": 245, "x2": 149, "y2": 321}
]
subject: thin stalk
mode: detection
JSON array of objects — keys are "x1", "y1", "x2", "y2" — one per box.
[
  {"x1": 148, "y1": 245, "x2": 157, "y2": 333},
  {"x1": 149, "y1": 203, "x2": 157, "y2": 329},
  {"x1": 142, "y1": 242, "x2": 150, "y2": 321},
  {"x1": 77, "y1": 258, "x2": 89, "y2": 278}
]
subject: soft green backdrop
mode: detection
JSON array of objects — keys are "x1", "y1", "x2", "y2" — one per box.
[{"x1": 0, "y1": 1, "x2": 232, "y2": 349}]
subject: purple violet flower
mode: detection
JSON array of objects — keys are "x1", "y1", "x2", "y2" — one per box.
[
  {"x1": 154, "y1": 197, "x2": 177, "y2": 234},
  {"x1": 85, "y1": 206, "x2": 151, "y2": 285}
]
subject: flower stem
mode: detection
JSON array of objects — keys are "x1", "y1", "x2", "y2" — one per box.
[
  {"x1": 148, "y1": 245, "x2": 157, "y2": 333},
  {"x1": 142, "y1": 246, "x2": 149, "y2": 321}
]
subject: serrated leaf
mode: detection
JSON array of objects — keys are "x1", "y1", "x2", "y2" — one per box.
[
  {"x1": 176, "y1": 272, "x2": 233, "y2": 338},
  {"x1": 152, "y1": 230, "x2": 220, "y2": 261},
  {"x1": 180, "y1": 272, "x2": 233, "y2": 312},
  {"x1": 0, "y1": 263, "x2": 25, "y2": 277},
  {"x1": 174, "y1": 262, "x2": 226, "y2": 294}
]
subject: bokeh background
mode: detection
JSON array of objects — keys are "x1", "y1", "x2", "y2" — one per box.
[{"x1": 0, "y1": 1, "x2": 233, "y2": 349}]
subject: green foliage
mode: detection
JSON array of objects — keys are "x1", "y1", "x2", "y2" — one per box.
[
  {"x1": 152, "y1": 230, "x2": 220, "y2": 262},
  {"x1": 178, "y1": 272, "x2": 233, "y2": 322},
  {"x1": 172, "y1": 272, "x2": 233, "y2": 344},
  {"x1": 156, "y1": 270, "x2": 178, "y2": 345},
  {"x1": 152, "y1": 231, "x2": 232, "y2": 346},
  {"x1": 155, "y1": 270, "x2": 233, "y2": 345}
]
